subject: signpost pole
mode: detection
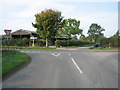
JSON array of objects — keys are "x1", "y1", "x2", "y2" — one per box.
[
  {"x1": 7, "y1": 37, "x2": 9, "y2": 50},
  {"x1": 30, "y1": 36, "x2": 37, "y2": 47},
  {"x1": 32, "y1": 38, "x2": 35, "y2": 47},
  {"x1": 4, "y1": 30, "x2": 12, "y2": 50}
]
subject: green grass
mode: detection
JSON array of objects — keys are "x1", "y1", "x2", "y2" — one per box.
[
  {"x1": 24, "y1": 47, "x2": 56, "y2": 49},
  {"x1": 2, "y1": 46, "x2": 56, "y2": 49},
  {"x1": 2, "y1": 50, "x2": 31, "y2": 78},
  {"x1": 58, "y1": 44, "x2": 94, "y2": 48},
  {"x1": 62, "y1": 46, "x2": 81, "y2": 48},
  {"x1": 2, "y1": 45, "x2": 94, "y2": 49},
  {"x1": 0, "y1": 51, "x2": 2, "y2": 78},
  {"x1": 79, "y1": 44, "x2": 94, "y2": 47},
  {"x1": 89, "y1": 47, "x2": 119, "y2": 50}
]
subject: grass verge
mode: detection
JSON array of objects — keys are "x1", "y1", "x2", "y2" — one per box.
[
  {"x1": 2, "y1": 50, "x2": 31, "y2": 78},
  {"x1": 58, "y1": 44, "x2": 94, "y2": 48},
  {"x1": 2, "y1": 46, "x2": 56, "y2": 49},
  {"x1": 0, "y1": 51, "x2": 2, "y2": 80},
  {"x1": 89, "y1": 47, "x2": 119, "y2": 50}
]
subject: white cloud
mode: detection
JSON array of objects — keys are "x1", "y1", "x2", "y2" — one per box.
[
  {"x1": 1, "y1": 0, "x2": 119, "y2": 3},
  {"x1": 1, "y1": 0, "x2": 118, "y2": 37},
  {"x1": 58, "y1": 0, "x2": 119, "y2": 2},
  {"x1": 63, "y1": 11, "x2": 118, "y2": 37},
  {"x1": 1, "y1": 0, "x2": 78, "y2": 32}
]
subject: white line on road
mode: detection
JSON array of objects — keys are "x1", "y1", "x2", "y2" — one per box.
[
  {"x1": 69, "y1": 53, "x2": 71, "y2": 56},
  {"x1": 71, "y1": 58, "x2": 82, "y2": 74},
  {"x1": 51, "y1": 53, "x2": 61, "y2": 57}
]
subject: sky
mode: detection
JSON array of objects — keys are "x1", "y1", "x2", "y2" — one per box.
[{"x1": 0, "y1": 0, "x2": 119, "y2": 37}]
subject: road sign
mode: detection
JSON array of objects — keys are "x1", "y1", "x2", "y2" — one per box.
[
  {"x1": 30, "y1": 36, "x2": 37, "y2": 47},
  {"x1": 4, "y1": 29, "x2": 12, "y2": 50},
  {"x1": 30, "y1": 37, "x2": 37, "y2": 39},
  {"x1": 4, "y1": 30, "x2": 12, "y2": 36}
]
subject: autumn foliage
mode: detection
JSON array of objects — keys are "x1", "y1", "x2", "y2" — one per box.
[{"x1": 32, "y1": 9, "x2": 63, "y2": 47}]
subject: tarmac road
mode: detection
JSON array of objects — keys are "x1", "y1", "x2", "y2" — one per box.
[{"x1": 2, "y1": 49, "x2": 118, "y2": 88}]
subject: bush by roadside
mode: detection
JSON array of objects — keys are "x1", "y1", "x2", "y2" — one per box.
[
  {"x1": 90, "y1": 47, "x2": 119, "y2": 50},
  {"x1": 55, "y1": 40, "x2": 94, "y2": 47},
  {"x1": 37, "y1": 39, "x2": 46, "y2": 46},
  {"x1": 2, "y1": 46, "x2": 56, "y2": 49},
  {"x1": 100, "y1": 35, "x2": 120, "y2": 48},
  {"x1": 2, "y1": 38, "x2": 46, "y2": 47},
  {"x1": 2, "y1": 38, "x2": 30, "y2": 46}
]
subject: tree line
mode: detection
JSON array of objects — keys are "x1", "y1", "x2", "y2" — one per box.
[{"x1": 32, "y1": 9, "x2": 119, "y2": 47}]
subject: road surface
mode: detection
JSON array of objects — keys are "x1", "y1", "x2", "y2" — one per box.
[{"x1": 2, "y1": 49, "x2": 118, "y2": 88}]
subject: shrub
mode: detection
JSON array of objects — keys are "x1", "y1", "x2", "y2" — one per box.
[
  {"x1": 21, "y1": 38, "x2": 30, "y2": 46},
  {"x1": 9, "y1": 39, "x2": 18, "y2": 46},
  {"x1": 2, "y1": 38, "x2": 30, "y2": 46},
  {"x1": 2, "y1": 38, "x2": 47, "y2": 47},
  {"x1": 2, "y1": 39, "x2": 7, "y2": 46},
  {"x1": 100, "y1": 36, "x2": 120, "y2": 48},
  {"x1": 55, "y1": 40, "x2": 93, "y2": 47},
  {"x1": 37, "y1": 39, "x2": 46, "y2": 46}
]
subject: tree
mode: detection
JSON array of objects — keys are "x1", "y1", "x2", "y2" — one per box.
[
  {"x1": 109, "y1": 30, "x2": 120, "y2": 47},
  {"x1": 114, "y1": 30, "x2": 119, "y2": 36},
  {"x1": 32, "y1": 9, "x2": 63, "y2": 47},
  {"x1": 79, "y1": 32, "x2": 86, "y2": 41},
  {"x1": 99, "y1": 30, "x2": 120, "y2": 48},
  {"x1": 87, "y1": 23, "x2": 105, "y2": 43},
  {"x1": 59, "y1": 18, "x2": 83, "y2": 44}
]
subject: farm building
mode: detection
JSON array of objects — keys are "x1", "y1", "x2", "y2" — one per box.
[
  {"x1": 11, "y1": 29, "x2": 39, "y2": 39},
  {"x1": 2, "y1": 29, "x2": 73, "y2": 46},
  {"x1": 2, "y1": 29, "x2": 39, "y2": 39}
]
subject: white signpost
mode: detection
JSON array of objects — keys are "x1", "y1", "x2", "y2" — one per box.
[{"x1": 30, "y1": 36, "x2": 37, "y2": 47}]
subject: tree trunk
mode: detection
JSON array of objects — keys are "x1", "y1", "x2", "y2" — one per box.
[
  {"x1": 46, "y1": 38, "x2": 48, "y2": 47},
  {"x1": 68, "y1": 37, "x2": 70, "y2": 46},
  {"x1": 94, "y1": 34, "x2": 95, "y2": 43},
  {"x1": 68, "y1": 35, "x2": 70, "y2": 46}
]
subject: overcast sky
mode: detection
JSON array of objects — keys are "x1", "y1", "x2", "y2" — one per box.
[{"x1": 0, "y1": 0, "x2": 119, "y2": 37}]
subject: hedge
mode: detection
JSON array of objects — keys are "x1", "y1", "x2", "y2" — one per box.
[
  {"x1": 100, "y1": 36, "x2": 120, "y2": 48},
  {"x1": 55, "y1": 40, "x2": 93, "y2": 47},
  {"x1": 37, "y1": 39, "x2": 46, "y2": 46},
  {"x1": 2, "y1": 38, "x2": 30, "y2": 46},
  {"x1": 2, "y1": 38, "x2": 46, "y2": 47}
]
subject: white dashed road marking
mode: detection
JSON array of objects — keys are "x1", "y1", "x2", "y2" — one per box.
[
  {"x1": 51, "y1": 53, "x2": 61, "y2": 57},
  {"x1": 71, "y1": 58, "x2": 82, "y2": 74}
]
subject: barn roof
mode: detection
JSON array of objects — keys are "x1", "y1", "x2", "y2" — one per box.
[{"x1": 11, "y1": 29, "x2": 36, "y2": 35}]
